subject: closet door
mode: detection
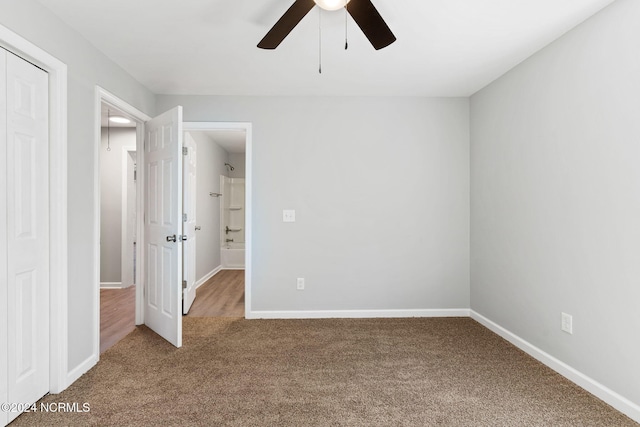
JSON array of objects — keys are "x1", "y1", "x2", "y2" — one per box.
[
  {"x1": 3, "y1": 48, "x2": 49, "y2": 424},
  {"x1": 0, "y1": 47, "x2": 8, "y2": 427}
]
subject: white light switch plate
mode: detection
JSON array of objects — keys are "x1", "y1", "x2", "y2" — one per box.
[{"x1": 283, "y1": 209, "x2": 296, "y2": 222}]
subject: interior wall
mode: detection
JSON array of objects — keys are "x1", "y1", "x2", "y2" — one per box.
[
  {"x1": 471, "y1": 0, "x2": 640, "y2": 407},
  {"x1": 158, "y1": 96, "x2": 470, "y2": 313},
  {"x1": 99, "y1": 127, "x2": 135, "y2": 285},
  {"x1": 187, "y1": 131, "x2": 230, "y2": 283},
  {"x1": 228, "y1": 153, "x2": 246, "y2": 179},
  {"x1": 0, "y1": 0, "x2": 155, "y2": 376}
]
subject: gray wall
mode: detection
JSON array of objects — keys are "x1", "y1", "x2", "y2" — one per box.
[
  {"x1": 471, "y1": 0, "x2": 640, "y2": 406},
  {"x1": 228, "y1": 153, "x2": 246, "y2": 179},
  {"x1": 158, "y1": 96, "x2": 471, "y2": 312},
  {"x1": 186, "y1": 131, "x2": 230, "y2": 283},
  {"x1": 99, "y1": 127, "x2": 136, "y2": 284},
  {"x1": 0, "y1": 0, "x2": 155, "y2": 372}
]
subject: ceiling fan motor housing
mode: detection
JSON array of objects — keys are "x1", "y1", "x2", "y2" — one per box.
[{"x1": 314, "y1": 0, "x2": 351, "y2": 11}]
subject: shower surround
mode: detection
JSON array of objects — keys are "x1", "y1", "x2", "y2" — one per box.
[{"x1": 221, "y1": 176, "x2": 245, "y2": 269}]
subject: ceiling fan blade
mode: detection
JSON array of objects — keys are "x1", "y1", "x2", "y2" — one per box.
[
  {"x1": 347, "y1": 0, "x2": 396, "y2": 50},
  {"x1": 258, "y1": 0, "x2": 316, "y2": 49}
]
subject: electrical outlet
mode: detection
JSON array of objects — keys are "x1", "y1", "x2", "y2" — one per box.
[
  {"x1": 561, "y1": 312, "x2": 573, "y2": 334},
  {"x1": 297, "y1": 278, "x2": 305, "y2": 290}
]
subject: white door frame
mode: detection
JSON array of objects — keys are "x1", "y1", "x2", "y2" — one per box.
[
  {"x1": 94, "y1": 87, "x2": 151, "y2": 360},
  {"x1": 183, "y1": 122, "x2": 253, "y2": 317},
  {"x1": 121, "y1": 145, "x2": 137, "y2": 289},
  {"x1": 0, "y1": 24, "x2": 68, "y2": 394}
]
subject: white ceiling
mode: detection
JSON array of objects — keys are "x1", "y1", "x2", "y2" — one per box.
[
  {"x1": 101, "y1": 103, "x2": 136, "y2": 128},
  {"x1": 196, "y1": 130, "x2": 247, "y2": 154},
  {"x1": 38, "y1": 0, "x2": 615, "y2": 97}
]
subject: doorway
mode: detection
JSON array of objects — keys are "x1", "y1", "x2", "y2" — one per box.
[
  {"x1": 94, "y1": 88, "x2": 150, "y2": 356},
  {"x1": 92, "y1": 107, "x2": 253, "y2": 354},
  {"x1": 98, "y1": 101, "x2": 138, "y2": 353},
  {"x1": 183, "y1": 122, "x2": 252, "y2": 318},
  {"x1": 182, "y1": 126, "x2": 249, "y2": 317}
]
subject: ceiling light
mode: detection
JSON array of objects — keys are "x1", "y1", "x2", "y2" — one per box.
[
  {"x1": 313, "y1": 0, "x2": 351, "y2": 11},
  {"x1": 109, "y1": 116, "x2": 131, "y2": 124}
]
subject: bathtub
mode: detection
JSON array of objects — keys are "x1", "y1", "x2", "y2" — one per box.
[{"x1": 221, "y1": 242, "x2": 245, "y2": 269}]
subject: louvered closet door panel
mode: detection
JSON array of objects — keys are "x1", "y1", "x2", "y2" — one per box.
[
  {"x1": 0, "y1": 47, "x2": 9, "y2": 427},
  {"x1": 5, "y1": 49, "x2": 49, "y2": 424}
]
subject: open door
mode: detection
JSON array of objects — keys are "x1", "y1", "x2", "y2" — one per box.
[
  {"x1": 182, "y1": 133, "x2": 197, "y2": 314},
  {"x1": 143, "y1": 106, "x2": 183, "y2": 348}
]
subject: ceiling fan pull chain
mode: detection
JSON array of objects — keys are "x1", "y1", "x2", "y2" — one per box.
[
  {"x1": 318, "y1": 7, "x2": 322, "y2": 74},
  {"x1": 344, "y1": 3, "x2": 348, "y2": 50}
]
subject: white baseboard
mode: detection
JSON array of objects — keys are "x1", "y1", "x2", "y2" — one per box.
[
  {"x1": 195, "y1": 265, "x2": 222, "y2": 290},
  {"x1": 248, "y1": 308, "x2": 470, "y2": 320},
  {"x1": 62, "y1": 353, "x2": 98, "y2": 393},
  {"x1": 471, "y1": 310, "x2": 640, "y2": 424},
  {"x1": 100, "y1": 282, "x2": 123, "y2": 289}
]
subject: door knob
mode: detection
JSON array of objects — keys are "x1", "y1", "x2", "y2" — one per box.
[
  {"x1": 166, "y1": 235, "x2": 176, "y2": 242},
  {"x1": 180, "y1": 235, "x2": 188, "y2": 241},
  {"x1": 195, "y1": 226, "x2": 201, "y2": 231}
]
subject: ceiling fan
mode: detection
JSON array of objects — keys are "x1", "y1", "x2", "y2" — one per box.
[{"x1": 258, "y1": 0, "x2": 396, "y2": 50}]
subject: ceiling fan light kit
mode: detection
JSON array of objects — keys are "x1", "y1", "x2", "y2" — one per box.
[
  {"x1": 314, "y1": 0, "x2": 351, "y2": 11},
  {"x1": 258, "y1": 0, "x2": 395, "y2": 51}
]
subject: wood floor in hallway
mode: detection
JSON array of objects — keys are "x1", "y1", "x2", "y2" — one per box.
[
  {"x1": 100, "y1": 286, "x2": 136, "y2": 354},
  {"x1": 187, "y1": 269, "x2": 245, "y2": 317},
  {"x1": 100, "y1": 270, "x2": 244, "y2": 352}
]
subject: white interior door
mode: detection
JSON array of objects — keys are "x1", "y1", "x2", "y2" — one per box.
[
  {"x1": 143, "y1": 106, "x2": 183, "y2": 348},
  {"x1": 0, "y1": 46, "x2": 8, "y2": 427},
  {"x1": 2, "y1": 48, "x2": 50, "y2": 424},
  {"x1": 182, "y1": 133, "x2": 197, "y2": 314}
]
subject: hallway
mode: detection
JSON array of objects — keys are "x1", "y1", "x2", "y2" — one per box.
[{"x1": 187, "y1": 270, "x2": 244, "y2": 317}]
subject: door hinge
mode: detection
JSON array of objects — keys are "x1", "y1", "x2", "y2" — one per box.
[
  {"x1": 183, "y1": 147, "x2": 188, "y2": 155},
  {"x1": 182, "y1": 280, "x2": 187, "y2": 289},
  {"x1": 183, "y1": 213, "x2": 187, "y2": 222}
]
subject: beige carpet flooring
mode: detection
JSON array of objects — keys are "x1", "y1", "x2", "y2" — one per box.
[{"x1": 12, "y1": 317, "x2": 638, "y2": 426}]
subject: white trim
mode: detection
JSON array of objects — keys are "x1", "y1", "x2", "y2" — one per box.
[
  {"x1": 0, "y1": 47, "x2": 7, "y2": 427},
  {"x1": 133, "y1": 124, "x2": 145, "y2": 326},
  {"x1": 470, "y1": 310, "x2": 640, "y2": 423},
  {"x1": 195, "y1": 265, "x2": 222, "y2": 290},
  {"x1": 248, "y1": 309, "x2": 471, "y2": 320},
  {"x1": 121, "y1": 145, "x2": 136, "y2": 290},
  {"x1": 94, "y1": 87, "x2": 152, "y2": 360},
  {"x1": 64, "y1": 354, "x2": 98, "y2": 389},
  {"x1": 100, "y1": 282, "x2": 124, "y2": 289},
  {"x1": 183, "y1": 122, "x2": 252, "y2": 318},
  {"x1": 0, "y1": 23, "x2": 69, "y2": 394}
]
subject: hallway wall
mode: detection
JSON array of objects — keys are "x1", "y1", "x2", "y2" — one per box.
[{"x1": 99, "y1": 127, "x2": 136, "y2": 285}]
